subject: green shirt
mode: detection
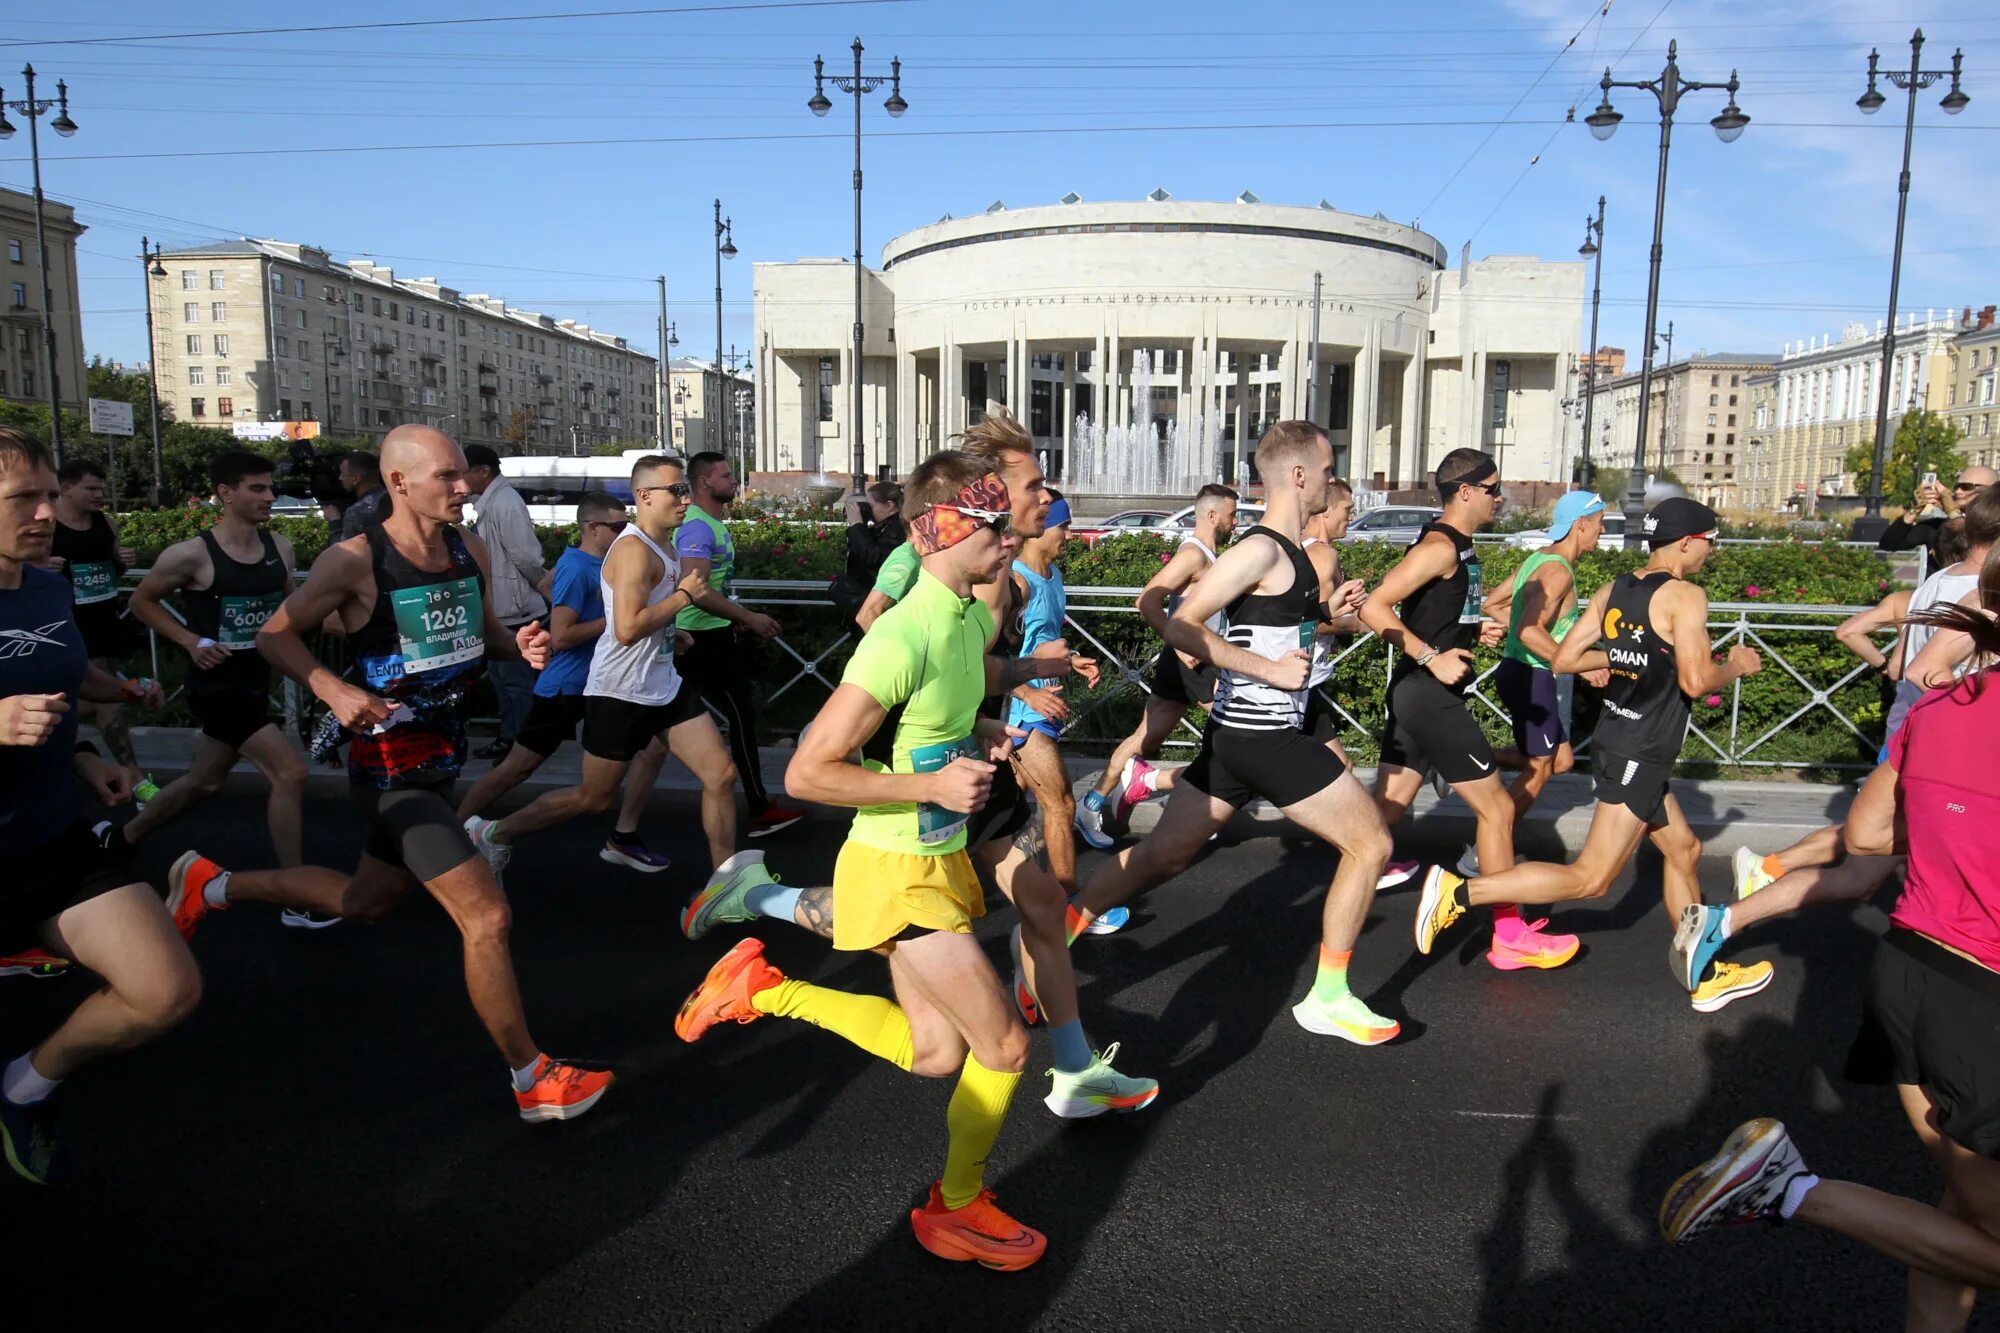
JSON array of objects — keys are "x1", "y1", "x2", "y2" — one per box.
[
  {"x1": 873, "y1": 540, "x2": 920, "y2": 602},
  {"x1": 841, "y1": 569, "x2": 993, "y2": 856},
  {"x1": 674, "y1": 506, "x2": 736, "y2": 632},
  {"x1": 1502, "y1": 551, "x2": 1581, "y2": 669}
]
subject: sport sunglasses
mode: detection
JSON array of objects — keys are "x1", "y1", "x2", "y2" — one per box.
[{"x1": 937, "y1": 502, "x2": 1012, "y2": 536}]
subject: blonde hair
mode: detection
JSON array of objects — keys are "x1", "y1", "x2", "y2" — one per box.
[
  {"x1": 1254, "y1": 419, "x2": 1327, "y2": 480},
  {"x1": 953, "y1": 411, "x2": 1034, "y2": 467}
]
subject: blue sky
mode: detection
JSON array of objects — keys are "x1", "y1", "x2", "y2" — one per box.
[{"x1": 3, "y1": 0, "x2": 1995, "y2": 374}]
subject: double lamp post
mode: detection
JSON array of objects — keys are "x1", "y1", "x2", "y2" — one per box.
[{"x1": 0, "y1": 64, "x2": 79, "y2": 461}]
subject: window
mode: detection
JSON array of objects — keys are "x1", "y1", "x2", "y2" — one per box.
[
  {"x1": 817, "y1": 357, "x2": 835, "y2": 421},
  {"x1": 458, "y1": 319, "x2": 467, "y2": 336},
  {"x1": 1489, "y1": 359, "x2": 1512, "y2": 430},
  {"x1": 278, "y1": 369, "x2": 290, "y2": 389},
  {"x1": 183, "y1": 302, "x2": 200, "y2": 322},
  {"x1": 330, "y1": 404, "x2": 341, "y2": 424},
  {"x1": 301, "y1": 370, "x2": 312, "y2": 391},
  {"x1": 213, "y1": 334, "x2": 229, "y2": 356},
  {"x1": 1726, "y1": 433, "x2": 1736, "y2": 446},
  {"x1": 279, "y1": 399, "x2": 292, "y2": 418},
  {"x1": 1731, "y1": 374, "x2": 1740, "y2": 387},
  {"x1": 270, "y1": 270, "x2": 284, "y2": 293},
  {"x1": 1710, "y1": 374, "x2": 1720, "y2": 386},
  {"x1": 208, "y1": 269, "x2": 224, "y2": 290},
  {"x1": 1706, "y1": 434, "x2": 1715, "y2": 447},
  {"x1": 215, "y1": 366, "x2": 231, "y2": 385},
  {"x1": 372, "y1": 298, "x2": 382, "y2": 316},
  {"x1": 185, "y1": 334, "x2": 203, "y2": 354},
  {"x1": 182, "y1": 270, "x2": 197, "y2": 290},
  {"x1": 190, "y1": 398, "x2": 206, "y2": 418},
  {"x1": 294, "y1": 309, "x2": 306, "y2": 329},
  {"x1": 188, "y1": 366, "x2": 205, "y2": 385},
  {"x1": 210, "y1": 301, "x2": 226, "y2": 322},
  {"x1": 1729, "y1": 394, "x2": 1738, "y2": 406},
  {"x1": 276, "y1": 336, "x2": 289, "y2": 357},
  {"x1": 20, "y1": 371, "x2": 30, "y2": 396},
  {"x1": 294, "y1": 277, "x2": 305, "y2": 298},
  {"x1": 1727, "y1": 414, "x2": 1736, "y2": 427},
  {"x1": 217, "y1": 396, "x2": 233, "y2": 417},
  {"x1": 1707, "y1": 413, "x2": 1718, "y2": 427},
  {"x1": 329, "y1": 375, "x2": 339, "y2": 394},
  {"x1": 1709, "y1": 393, "x2": 1719, "y2": 406},
  {"x1": 302, "y1": 401, "x2": 314, "y2": 419},
  {"x1": 6, "y1": 239, "x2": 21, "y2": 263},
  {"x1": 406, "y1": 307, "x2": 414, "y2": 325},
  {"x1": 388, "y1": 301, "x2": 399, "y2": 320}
]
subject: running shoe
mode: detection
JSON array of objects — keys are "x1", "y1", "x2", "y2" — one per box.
[
  {"x1": 1672, "y1": 902, "x2": 1730, "y2": 992},
  {"x1": 1732, "y1": 846, "x2": 1778, "y2": 901},
  {"x1": 0, "y1": 949, "x2": 72, "y2": 979},
  {"x1": 1414, "y1": 866, "x2": 1469, "y2": 955},
  {"x1": 462, "y1": 816, "x2": 512, "y2": 884},
  {"x1": 675, "y1": 937, "x2": 783, "y2": 1041},
  {"x1": 1455, "y1": 845, "x2": 1481, "y2": 878},
  {"x1": 514, "y1": 1056, "x2": 615, "y2": 1123},
  {"x1": 165, "y1": 850, "x2": 227, "y2": 941},
  {"x1": 1009, "y1": 925, "x2": 1041, "y2": 1027},
  {"x1": 680, "y1": 851, "x2": 777, "y2": 940},
  {"x1": 1110, "y1": 757, "x2": 1160, "y2": 825},
  {"x1": 1660, "y1": 1117, "x2": 1809, "y2": 1245},
  {"x1": 1291, "y1": 991, "x2": 1401, "y2": 1046},
  {"x1": 1073, "y1": 796, "x2": 1114, "y2": 851},
  {"x1": 1072, "y1": 902, "x2": 1129, "y2": 936},
  {"x1": 909, "y1": 1182, "x2": 1047, "y2": 1272},
  {"x1": 133, "y1": 775, "x2": 160, "y2": 811},
  {"x1": 1486, "y1": 919, "x2": 1580, "y2": 971},
  {"x1": 1044, "y1": 1042, "x2": 1159, "y2": 1118},
  {"x1": 0, "y1": 1094, "x2": 61, "y2": 1186},
  {"x1": 747, "y1": 804, "x2": 808, "y2": 838},
  {"x1": 280, "y1": 910, "x2": 341, "y2": 931},
  {"x1": 600, "y1": 831, "x2": 672, "y2": 873},
  {"x1": 1691, "y1": 960, "x2": 1774, "y2": 1014},
  {"x1": 1376, "y1": 858, "x2": 1421, "y2": 891}
]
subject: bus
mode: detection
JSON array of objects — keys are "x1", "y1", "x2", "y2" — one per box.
[{"x1": 483, "y1": 451, "x2": 666, "y2": 526}]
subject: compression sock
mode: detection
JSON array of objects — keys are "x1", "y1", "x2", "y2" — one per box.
[
  {"x1": 743, "y1": 881, "x2": 802, "y2": 923},
  {"x1": 1309, "y1": 945, "x2": 1353, "y2": 1005},
  {"x1": 1761, "y1": 853, "x2": 1785, "y2": 881},
  {"x1": 1047, "y1": 1020, "x2": 1092, "y2": 1074},
  {"x1": 1, "y1": 1053, "x2": 60, "y2": 1106},
  {"x1": 751, "y1": 980, "x2": 914, "y2": 1071},
  {"x1": 1490, "y1": 902, "x2": 1527, "y2": 945},
  {"x1": 941, "y1": 1053, "x2": 1023, "y2": 1210},
  {"x1": 1083, "y1": 790, "x2": 1107, "y2": 813}
]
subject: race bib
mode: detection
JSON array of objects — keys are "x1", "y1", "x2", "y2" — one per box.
[
  {"x1": 1460, "y1": 559, "x2": 1485, "y2": 625},
  {"x1": 1298, "y1": 621, "x2": 1316, "y2": 650},
  {"x1": 218, "y1": 591, "x2": 283, "y2": 648},
  {"x1": 71, "y1": 560, "x2": 118, "y2": 605},
  {"x1": 910, "y1": 734, "x2": 979, "y2": 846},
  {"x1": 390, "y1": 577, "x2": 484, "y2": 675}
]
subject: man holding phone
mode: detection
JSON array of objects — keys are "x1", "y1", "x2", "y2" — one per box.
[{"x1": 1878, "y1": 464, "x2": 1995, "y2": 568}]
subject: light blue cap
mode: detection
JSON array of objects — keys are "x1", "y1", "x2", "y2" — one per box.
[
  {"x1": 1547, "y1": 490, "x2": 1606, "y2": 541},
  {"x1": 1045, "y1": 497, "x2": 1073, "y2": 528}
]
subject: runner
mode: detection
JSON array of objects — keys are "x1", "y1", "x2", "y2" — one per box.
[
  {"x1": 0, "y1": 425, "x2": 201, "y2": 1183},
  {"x1": 115, "y1": 450, "x2": 321, "y2": 926},
  {"x1": 49, "y1": 459, "x2": 140, "y2": 770},
  {"x1": 161, "y1": 424, "x2": 613, "y2": 1122},
  {"x1": 1413, "y1": 498, "x2": 1776, "y2": 1013},
  {"x1": 464, "y1": 454, "x2": 781, "y2": 912},
  {"x1": 1069, "y1": 420, "x2": 1402, "y2": 1046},
  {"x1": 1300, "y1": 477, "x2": 1368, "y2": 753},
  {"x1": 1363, "y1": 449, "x2": 1579, "y2": 971},
  {"x1": 1661, "y1": 596, "x2": 2000, "y2": 1325},
  {"x1": 673, "y1": 451, "x2": 808, "y2": 837},
  {"x1": 1075, "y1": 483, "x2": 1239, "y2": 848},
  {"x1": 454, "y1": 489, "x2": 670, "y2": 871},
  {"x1": 676, "y1": 450, "x2": 1059, "y2": 1270}
]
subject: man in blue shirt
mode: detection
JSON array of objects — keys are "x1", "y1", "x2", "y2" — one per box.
[{"x1": 456, "y1": 490, "x2": 670, "y2": 870}]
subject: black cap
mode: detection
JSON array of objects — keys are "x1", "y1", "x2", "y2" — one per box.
[
  {"x1": 463, "y1": 444, "x2": 502, "y2": 473},
  {"x1": 1644, "y1": 496, "x2": 1719, "y2": 548}
]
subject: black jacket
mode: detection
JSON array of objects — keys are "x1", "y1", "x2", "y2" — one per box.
[{"x1": 1877, "y1": 512, "x2": 1946, "y2": 563}]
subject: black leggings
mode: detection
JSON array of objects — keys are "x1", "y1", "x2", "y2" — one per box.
[{"x1": 677, "y1": 626, "x2": 770, "y2": 814}]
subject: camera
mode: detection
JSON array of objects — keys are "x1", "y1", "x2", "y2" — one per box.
[{"x1": 274, "y1": 441, "x2": 350, "y2": 509}]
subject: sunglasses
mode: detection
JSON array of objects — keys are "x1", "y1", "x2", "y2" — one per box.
[
  {"x1": 638, "y1": 481, "x2": 692, "y2": 500},
  {"x1": 1954, "y1": 482, "x2": 1981, "y2": 494},
  {"x1": 937, "y1": 503, "x2": 1012, "y2": 536}
]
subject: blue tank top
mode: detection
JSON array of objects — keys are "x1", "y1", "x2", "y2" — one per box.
[
  {"x1": 1005, "y1": 558, "x2": 1067, "y2": 731},
  {"x1": 1, "y1": 567, "x2": 90, "y2": 850}
]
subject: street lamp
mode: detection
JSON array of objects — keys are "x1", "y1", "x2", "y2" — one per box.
[
  {"x1": 140, "y1": 237, "x2": 166, "y2": 505},
  {"x1": 713, "y1": 198, "x2": 736, "y2": 468},
  {"x1": 1576, "y1": 197, "x2": 1605, "y2": 491},
  {"x1": 0, "y1": 65, "x2": 79, "y2": 461},
  {"x1": 1655, "y1": 319, "x2": 1675, "y2": 482},
  {"x1": 809, "y1": 38, "x2": 906, "y2": 494},
  {"x1": 1852, "y1": 29, "x2": 1970, "y2": 540},
  {"x1": 1585, "y1": 41, "x2": 1746, "y2": 547}
]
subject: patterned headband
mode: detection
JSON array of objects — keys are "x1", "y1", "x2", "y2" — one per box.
[{"x1": 910, "y1": 472, "x2": 1011, "y2": 555}]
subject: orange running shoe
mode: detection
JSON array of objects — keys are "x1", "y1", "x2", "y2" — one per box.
[
  {"x1": 910, "y1": 1182, "x2": 1047, "y2": 1272},
  {"x1": 0, "y1": 948, "x2": 72, "y2": 979},
  {"x1": 514, "y1": 1056, "x2": 615, "y2": 1122},
  {"x1": 166, "y1": 851, "x2": 229, "y2": 941},
  {"x1": 675, "y1": 938, "x2": 783, "y2": 1042}
]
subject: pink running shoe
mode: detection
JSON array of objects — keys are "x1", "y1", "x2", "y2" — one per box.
[
  {"x1": 1376, "y1": 858, "x2": 1421, "y2": 891},
  {"x1": 1486, "y1": 918, "x2": 1580, "y2": 971},
  {"x1": 1111, "y1": 758, "x2": 1160, "y2": 824}
]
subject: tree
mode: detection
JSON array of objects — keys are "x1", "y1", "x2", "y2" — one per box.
[
  {"x1": 1853, "y1": 409, "x2": 1967, "y2": 508},
  {"x1": 502, "y1": 406, "x2": 538, "y2": 450}
]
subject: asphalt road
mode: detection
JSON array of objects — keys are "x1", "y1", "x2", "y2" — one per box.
[{"x1": 5, "y1": 793, "x2": 1987, "y2": 1331}]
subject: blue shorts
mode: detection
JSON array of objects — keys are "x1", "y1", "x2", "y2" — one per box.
[
  {"x1": 1497, "y1": 658, "x2": 1566, "y2": 758},
  {"x1": 1009, "y1": 717, "x2": 1062, "y2": 748}
]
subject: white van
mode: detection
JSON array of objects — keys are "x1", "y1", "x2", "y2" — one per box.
[{"x1": 480, "y1": 451, "x2": 662, "y2": 526}]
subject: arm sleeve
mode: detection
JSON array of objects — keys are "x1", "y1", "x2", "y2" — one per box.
[
  {"x1": 1876, "y1": 516, "x2": 1935, "y2": 554},
  {"x1": 840, "y1": 615, "x2": 919, "y2": 711},
  {"x1": 675, "y1": 520, "x2": 718, "y2": 563}
]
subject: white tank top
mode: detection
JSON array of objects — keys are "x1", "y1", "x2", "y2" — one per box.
[
  {"x1": 1167, "y1": 536, "x2": 1227, "y2": 635},
  {"x1": 1301, "y1": 535, "x2": 1338, "y2": 686},
  {"x1": 585, "y1": 526, "x2": 684, "y2": 706},
  {"x1": 1885, "y1": 563, "x2": 1982, "y2": 738}
]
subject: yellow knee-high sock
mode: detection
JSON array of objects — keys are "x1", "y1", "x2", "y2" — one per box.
[
  {"x1": 750, "y1": 979, "x2": 913, "y2": 1071},
  {"x1": 940, "y1": 1053, "x2": 1022, "y2": 1210}
]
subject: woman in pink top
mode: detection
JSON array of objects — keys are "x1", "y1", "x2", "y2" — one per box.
[{"x1": 1657, "y1": 545, "x2": 2000, "y2": 1323}]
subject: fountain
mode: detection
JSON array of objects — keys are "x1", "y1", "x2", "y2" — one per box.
[{"x1": 1063, "y1": 350, "x2": 1223, "y2": 500}]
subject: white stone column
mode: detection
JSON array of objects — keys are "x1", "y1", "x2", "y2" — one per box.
[
  {"x1": 1353, "y1": 329, "x2": 1381, "y2": 483},
  {"x1": 896, "y1": 348, "x2": 917, "y2": 476},
  {"x1": 1061, "y1": 351, "x2": 1076, "y2": 478},
  {"x1": 1280, "y1": 333, "x2": 1302, "y2": 420},
  {"x1": 1233, "y1": 350, "x2": 1251, "y2": 477},
  {"x1": 1402, "y1": 343, "x2": 1426, "y2": 482},
  {"x1": 1107, "y1": 323, "x2": 1123, "y2": 425}
]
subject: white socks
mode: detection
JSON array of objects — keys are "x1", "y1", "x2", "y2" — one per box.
[
  {"x1": 204, "y1": 871, "x2": 232, "y2": 910},
  {"x1": 1142, "y1": 767, "x2": 1161, "y2": 793},
  {"x1": 1717, "y1": 905, "x2": 1735, "y2": 942},
  {"x1": 3, "y1": 1052, "x2": 60, "y2": 1107},
  {"x1": 1779, "y1": 1172, "x2": 1819, "y2": 1220},
  {"x1": 511, "y1": 1055, "x2": 545, "y2": 1093}
]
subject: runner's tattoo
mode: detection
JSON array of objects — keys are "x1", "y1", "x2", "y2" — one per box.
[
  {"x1": 795, "y1": 885, "x2": 835, "y2": 939},
  {"x1": 1011, "y1": 819, "x2": 1050, "y2": 871}
]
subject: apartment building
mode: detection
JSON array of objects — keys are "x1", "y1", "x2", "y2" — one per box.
[
  {"x1": 1942, "y1": 305, "x2": 2000, "y2": 469},
  {"x1": 1584, "y1": 353, "x2": 1775, "y2": 510},
  {"x1": 0, "y1": 186, "x2": 88, "y2": 419},
  {"x1": 665, "y1": 356, "x2": 754, "y2": 457},
  {"x1": 148, "y1": 238, "x2": 656, "y2": 452}
]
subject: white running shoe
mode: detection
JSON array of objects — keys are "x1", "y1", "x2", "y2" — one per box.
[
  {"x1": 463, "y1": 815, "x2": 512, "y2": 884},
  {"x1": 1733, "y1": 846, "x2": 1777, "y2": 900},
  {"x1": 1455, "y1": 844, "x2": 1480, "y2": 878}
]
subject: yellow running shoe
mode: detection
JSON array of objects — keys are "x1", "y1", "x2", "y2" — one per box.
[
  {"x1": 1415, "y1": 866, "x2": 1469, "y2": 955},
  {"x1": 1691, "y1": 960, "x2": 1774, "y2": 1013}
]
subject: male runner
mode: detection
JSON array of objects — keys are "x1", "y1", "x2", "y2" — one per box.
[
  {"x1": 1300, "y1": 477, "x2": 1368, "y2": 750},
  {"x1": 677, "y1": 450, "x2": 1056, "y2": 1269},
  {"x1": 116, "y1": 451, "x2": 320, "y2": 925},
  {"x1": 1363, "y1": 450, "x2": 1578, "y2": 970},
  {"x1": 1075, "y1": 483, "x2": 1239, "y2": 848},
  {"x1": 0, "y1": 425, "x2": 201, "y2": 1183},
  {"x1": 1413, "y1": 498, "x2": 1775, "y2": 1013},
  {"x1": 49, "y1": 459, "x2": 140, "y2": 770},
  {"x1": 454, "y1": 490, "x2": 670, "y2": 870},
  {"x1": 464, "y1": 455, "x2": 779, "y2": 910},
  {"x1": 1070, "y1": 420, "x2": 1402, "y2": 1046},
  {"x1": 161, "y1": 425, "x2": 613, "y2": 1122},
  {"x1": 674, "y1": 451, "x2": 807, "y2": 836}
]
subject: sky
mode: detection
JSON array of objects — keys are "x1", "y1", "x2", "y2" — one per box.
[{"x1": 2, "y1": 0, "x2": 1995, "y2": 377}]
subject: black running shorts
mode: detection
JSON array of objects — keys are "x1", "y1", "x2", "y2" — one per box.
[
  {"x1": 966, "y1": 756, "x2": 1034, "y2": 849},
  {"x1": 1, "y1": 821, "x2": 137, "y2": 952},
  {"x1": 189, "y1": 685, "x2": 275, "y2": 753},
  {"x1": 1182, "y1": 721, "x2": 1349, "y2": 811},
  {"x1": 1591, "y1": 747, "x2": 1674, "y2": 824},
  {"x1": 351, "y1": 781, "x2": 478, "y2": 882},
  {"x1": 514, "y1": 693, "x2": 587, "y2": 758},
  {"x1": 1149, "y1": 643, "x2": 1216, "y2": 707},
  {"x1": 1495, "y1": 659, "x2": 1567, "y2": 759},
  {"x1": 1379, "y1": 670, "x2": 1497, "y2": 786},
  {"x1": 1848, "y1": 929, "x2": 2000, "y2": 1160},
  {"x1": 582, "y1": 686, "x2": 704, "y2": 763}
]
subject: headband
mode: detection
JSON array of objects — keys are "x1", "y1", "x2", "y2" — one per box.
[
  {"x1": 909, "y1": 472, "x2": 1010, "y2": 555},
  {"x1": 1439, "y1": 455, "x2": 1499, "y2": 490}
]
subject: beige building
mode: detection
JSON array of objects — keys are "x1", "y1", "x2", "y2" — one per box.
[
  {"x1": 1942, "y1": 305, "x2": 2000, "y2": 469},
  {"x1": 753, "y1": 197, "x2": 1585, "y2": 492},
  {"x1": 0, "y1": 186, "x2": 88, "y2": 421},
  {"x1": 665, "y1": 356, "x2": 754, "y2": 458},
  {"x1": 1585, "y1": 354, "x2": 1775, "y2": 510},
  {"x1": 148, "y1": 238, "x2": 656, "y2": 452},
  {"x1": 1740, "y1": 373, "x2": 1781, "y2": 511}
]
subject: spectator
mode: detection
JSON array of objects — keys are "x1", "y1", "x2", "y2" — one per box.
[
  {"x1": 1877, "y1": 463, "x2": 1995, "y2": 569},
  {"x1": 336, "y1": 451, "x2": 388, "y2": 541},
  {"x1": 832, "y1": 480, "x2": 905, "y2": 626},
  {"x1": 464, "y1": 444, "x2": 550, "y2": 760}
]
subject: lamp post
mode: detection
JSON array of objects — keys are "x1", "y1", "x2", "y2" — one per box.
[
  {"x1": 712, "y1": 199, "x2": 736, "y2": 467},
  {"x1": 809, "y1": 38, "x2": 907, "y2": 494},
  {"x1": 1576, "y1": 198, "x2": 1605, "y2": 491},
  {"x1": 140, "y1": 237, "x2": 166, "y2": 505},
  {"x1": 1585, "y1": 41, "x2": 1747, "y2": 546},
  {"x1": 1852, "y1": 29, "x2": 1970, "y2": 540},
  {"x1": 0, "y1": 65, "x2": 80, "y2": 462},
  {"x1": 1655, "y1": 319, "x2": 1675, "y2": 481}
]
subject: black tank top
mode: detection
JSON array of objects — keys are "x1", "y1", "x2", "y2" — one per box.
[
  {"x1": 1595, "y1": 570, "x2": 1688, "y2": 763},
  {"x1": 1211, "y1": 526, "x2": 1318, "y2": 731},
  {"x1": 182, "y1": 529, "x2": 286, "y2": 695},
  {"x1": 51, "y1": 510, "x2": 125, "y2": 649},
  {"x1": 1389, "y1": 521, "x2": 1483, "y2": 693},
  {"x1": 347, "y1": 524, "x2": 488, "y2": 789}
]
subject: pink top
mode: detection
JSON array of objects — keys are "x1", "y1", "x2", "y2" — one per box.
[{"x1": 1888, "y1": 677, "x2": 2000, "y2": 972}]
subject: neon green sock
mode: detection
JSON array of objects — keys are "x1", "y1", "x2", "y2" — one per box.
[
  {"x1": 941, "y1": 1053, "x2": 1022, "y2": 1210},
  {"x1": 1310, "y1": 945, "x2": 1353, "y2": 1005}
]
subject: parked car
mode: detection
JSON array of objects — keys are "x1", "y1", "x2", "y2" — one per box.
[
  {"x1": 1508, "y1": 509, "x2": 1627, "y2": 550},
  {"x1": 270, "y1": 495, "x2": 320, "y2": 519},
  {"x1": 1071, "y1": 508, "x2": 1173, "y2": 548},
  {"x1": 1341, "y1": 505, "x2": 1441, "y2": 545}
]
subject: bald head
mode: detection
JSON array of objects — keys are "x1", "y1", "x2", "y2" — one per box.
[
  {"x1": 379, "y1": 424, "x2": 470, "y2": 526},
  {"x1": 381, "y1": 424, "x2": 458, "y2": 475},
  {"x1": 1961, "y1": 465, "x2": 1997, "y2": 490}
]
